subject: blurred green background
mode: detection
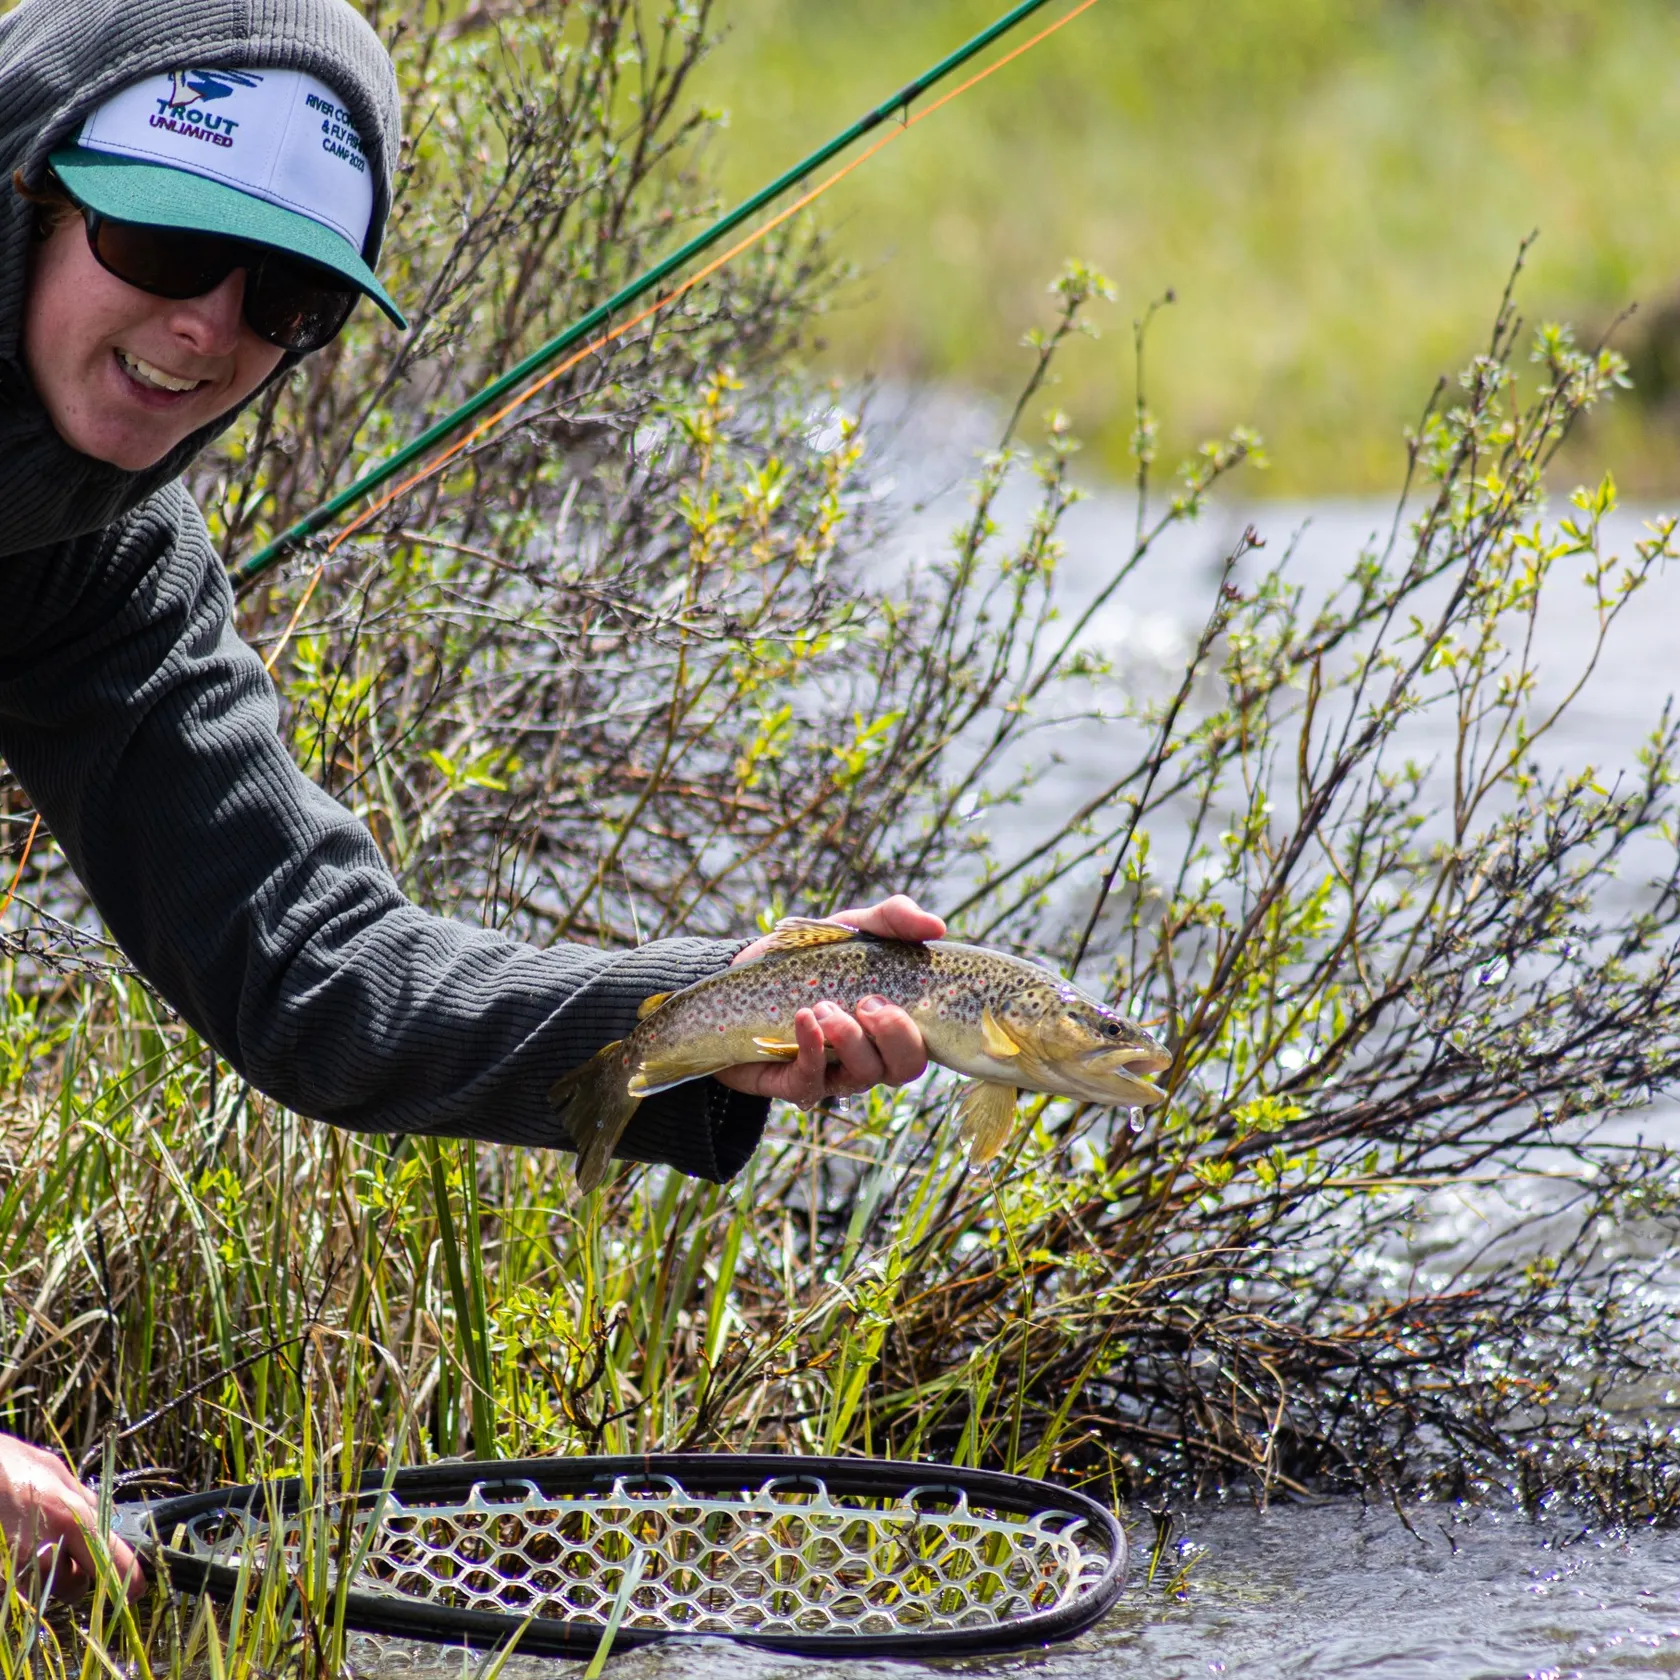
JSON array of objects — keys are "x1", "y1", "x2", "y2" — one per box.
[{"x1": 694, "y1": 0, "x2": 1680, "y2": 493}]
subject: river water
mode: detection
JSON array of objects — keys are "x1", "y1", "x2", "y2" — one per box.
[
  {"x1": 349, "y1": 1502, "x2": 1680, "y2": 1678},
  {"x1": 354, "y1": 446, "x2": 1680, "y2": 1675}
]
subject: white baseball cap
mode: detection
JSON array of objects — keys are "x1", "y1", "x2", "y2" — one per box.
[{"x1": 48, "y1": 67, "x2": 404, "y2": 327}]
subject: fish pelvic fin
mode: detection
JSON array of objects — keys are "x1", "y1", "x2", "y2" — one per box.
[
  {"x1": 548, "y1": 1041, "x2": 641, "y2": 1194},
  {"x1": 636, "y1": 991, "x2": 673, "y2": 1021},
  {"x1": 751, "y1": 1036, "x2": 801, "y2": 1060},
  {"x1": 957, "y1": 1079, "x2": 1020, "y2": 1166},
  {"x1": 980, "y1": 1007, "x2": 1022, "y2": 1058},
  {"x1": 627, "y1": 1040, "x2": 739, "y2": 1097},
  {"x1": 752, "y1": 917, "x2": 865, "y2": 957}
]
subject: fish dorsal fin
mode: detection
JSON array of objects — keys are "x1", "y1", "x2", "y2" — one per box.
[
  {"x1": 636, "y1": 991, "x2": 673, "y2": 1021},
  {"x1": 980, "y1": 1007, "x2": 1021, "y2": 1059},
  {"x1": 753, "y1": 917, "x2": 865, "y2": 956}
]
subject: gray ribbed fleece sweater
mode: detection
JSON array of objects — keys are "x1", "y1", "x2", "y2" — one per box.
[{"x1": 0, "y1": 0, "x2": 769, "y2": 1181}]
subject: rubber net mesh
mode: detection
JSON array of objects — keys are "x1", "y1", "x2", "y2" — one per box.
[{"x1": 167, "y1": 1472, "x2": 1113, "y2": 1636}]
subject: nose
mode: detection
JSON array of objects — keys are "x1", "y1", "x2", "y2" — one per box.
[{"x1": 165, "y1": 267, "x2": 248, "y2": 356}]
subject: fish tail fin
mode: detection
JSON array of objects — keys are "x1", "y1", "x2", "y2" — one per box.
[
  {"x1": 548, "y1": 1041, "x2": 641, "y2": 1194},
  {"x1": 957, "y1": 1079, "x2": 1020, "y2": 1166}
]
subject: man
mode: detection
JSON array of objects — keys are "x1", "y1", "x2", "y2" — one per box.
[{"x1": 0, "y1": 0, "x2": 938, "y2": 1599}]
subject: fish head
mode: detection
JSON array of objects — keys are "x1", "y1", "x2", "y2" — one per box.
[{"x1": 1002, "y1": 989, "x2": 1172, "y2": 1108}]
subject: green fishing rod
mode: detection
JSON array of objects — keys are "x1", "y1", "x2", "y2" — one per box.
[{"x1": 234, "y1": 0, "x2": 1071, "y2": 589}]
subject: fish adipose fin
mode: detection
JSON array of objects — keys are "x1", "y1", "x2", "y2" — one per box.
[
  {"x1": 548, "y1": 1040, "x2": 640, "y2": 1194},
  {"x1": 958, "y1": 1079, "x2": 1020, "y2": 1165},
  {"x1": 636, "y1": 991, "x2": 673, "y2": 1021},
  {"x1": 753, "y1": 917, "x2": 865, "y2": 956}
]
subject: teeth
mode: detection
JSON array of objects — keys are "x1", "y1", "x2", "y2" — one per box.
[{"x1": 118, "y1": 350, "x2": 203, "y2": 393}]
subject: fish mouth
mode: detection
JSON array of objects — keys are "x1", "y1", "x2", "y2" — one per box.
[
  {"x1": 1073, "y1": 1044, "x2": 1171, "y2": 1107},
  {"x1": 1088, "y1": 1043, "x2": 1172, "y2": 1077},
  {"x1": 1014, "y1": 1045, "x2": 1170, "y2": 1108}
]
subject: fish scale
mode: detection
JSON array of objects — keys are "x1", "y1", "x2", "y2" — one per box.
[
  {"x1": 678, "y1": 941, "x2": 1034, "y2": 1031},
  {"x1": 549, "y1": 919, "x2": 1171, "y2": 1193}
]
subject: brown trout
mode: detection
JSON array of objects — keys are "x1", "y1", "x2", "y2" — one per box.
[{"x1": 549, "y1": 918, "x2": 1172, "y2": 1192}]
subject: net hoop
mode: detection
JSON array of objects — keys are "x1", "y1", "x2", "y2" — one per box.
[{"x1": 117, "y1": 1453, "x2": 1126, "y2": 1657}]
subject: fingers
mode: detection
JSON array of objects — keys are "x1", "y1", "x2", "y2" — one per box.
[
  {"x1": 831, "y1": 894, "x2": 946, "y2": 945},
  {"x1": 787, "y1": 1005, "x2": 832, "y2": 1107},
  {"x1": 713, "y1": 1009, "x2": 831, "y2": 1106},
  {"x1": 85, "y1": 1521, "x2": 145, "y2": 1601},
  {"x1": 0, "y1": 1434, "x2": 146, "y2": 1603},
  {"x1": 852, "y1": 998, "x2": 930, "y2": 1085},
  {"x1": 733, "y1": 895, "x2": 946, "y2": 966},
  {"x1": 713, "y1": 999, "x2": 931, "y2": 1108},
  {"x1": 811, "y1": 1001, "x2": 886, "y2": 1093},
  {"x1": 28, "y1": 1507, "x2": 147, "y2": 1606},
  {"x1": 43, "y1": 1513, "x2": 143, "y2": 1603}
]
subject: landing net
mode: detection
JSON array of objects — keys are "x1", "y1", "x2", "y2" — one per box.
[{"x1": 119, "y1": 1454, "x2": 1126, "y2": 1657}]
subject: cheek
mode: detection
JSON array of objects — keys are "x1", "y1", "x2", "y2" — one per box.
[
  {"x1": 231, "y1": 334, "x2": 287, "y2": 402},
  {"x1": 1042, "y1": 1015, "x2": 1087, "y2": 1055},
  {"x1": 22, "y1": 222, "x2": 145, "y2": 403},
  {"x1": 22, "y1": 225, "x2": 101, "y2": 379}
]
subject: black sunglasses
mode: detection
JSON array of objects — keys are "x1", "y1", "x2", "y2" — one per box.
[{"x1": 79, "y1": 206, "x2": 361, "y2": 355}]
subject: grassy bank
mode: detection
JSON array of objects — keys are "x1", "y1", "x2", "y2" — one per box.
[{"x1": 695, "y1": 0, "x2": 1680, "y2": 492}]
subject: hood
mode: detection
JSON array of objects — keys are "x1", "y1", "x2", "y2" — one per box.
[{"x1": 0, "y1": 0, "x2": 401, "y2": 558}]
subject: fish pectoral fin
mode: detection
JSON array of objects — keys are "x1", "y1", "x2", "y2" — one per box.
[
  {"x1": 751, "y1": 1036, "x2": 802, "y2": 1061},
  {"x1": 957, "y1": 1080, "x2": 1020, "y2": 1166},
  {"x1": 636, "y1": 991, "x2": 674, "y2": 1022},
  {"x1": 752, "y1": 917, "x2": 866, "y2": 957},
  {"x1": 979, "y1": 1007, "x2": 1022, "y2": 1059}
]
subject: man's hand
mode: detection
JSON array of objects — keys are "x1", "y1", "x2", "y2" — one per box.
[
  {"x1": 716, "y1": 895, "x2": 945, "y2": 1108},
  {"x1": 0, "y1": 1433, "x2": 145, "y2": 1602}
]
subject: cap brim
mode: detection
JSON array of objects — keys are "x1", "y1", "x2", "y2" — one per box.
[{"x1": 49, "y1": 147, "x2": 406, "y2": 330}]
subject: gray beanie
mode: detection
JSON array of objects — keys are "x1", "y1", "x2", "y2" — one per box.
[{"x1": 0, "y1": 0, "x2": 402, "y2": 556}]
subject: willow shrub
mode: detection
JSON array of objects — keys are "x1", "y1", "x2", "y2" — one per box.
[{"x1": 3, "y1": 0, "x2": 1680, "y2": 1667}]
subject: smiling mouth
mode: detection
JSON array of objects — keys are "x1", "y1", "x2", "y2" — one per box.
[{"x1": 117, "y1": 349, "x2": 205, "y2": 395}]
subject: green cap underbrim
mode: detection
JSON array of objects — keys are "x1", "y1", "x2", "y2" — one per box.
[{"x1": 48, "y1": 147, "x2": 406, "y2": 330}]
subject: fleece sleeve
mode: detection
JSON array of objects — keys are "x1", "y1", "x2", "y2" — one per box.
[{"x1": 0, "y1": 486, "x2": 769, "y2": 1182}]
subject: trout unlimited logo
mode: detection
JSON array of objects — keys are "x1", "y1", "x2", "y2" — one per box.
[{"x1": 151, "y1": 69, "x2": 262, "y2": 148}]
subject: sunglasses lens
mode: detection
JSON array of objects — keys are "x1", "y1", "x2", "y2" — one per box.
[
  {"x1": 85, "y1": 213, "x2": 360, "y2": 353},
  {"x1": 244, "y1": 256, "x2": 359, "y2": 354},
  {"x1": 90, "y1": 218, "x2": 241, "y2": 299}
]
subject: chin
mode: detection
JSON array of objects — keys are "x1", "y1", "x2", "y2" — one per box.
[{"x1": 76, "y1": 423, "x2": 197, "y2": 471}]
